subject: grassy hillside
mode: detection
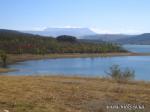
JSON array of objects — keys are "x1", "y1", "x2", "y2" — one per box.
[
  {"x1": 0, "y1": 76, "x2": 149, "y2": 112},
  {"x1": 83, "y1": 33, "x2": 150, "y2": 45},
  {"x1": 82, "y1": 34, "x2": 134, "y2": 42},
  {"x1": 115, "y1": 33, "x2": 150, "y2": 44},
  {"x1": 0, "y1": 29, "x2": 126, "y2": 54}
]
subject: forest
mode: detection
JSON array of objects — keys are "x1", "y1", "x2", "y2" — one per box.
[{"x1": 0, "y1": 29, "x2": 126, "y2": 54}]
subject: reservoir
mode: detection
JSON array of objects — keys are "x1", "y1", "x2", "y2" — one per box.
[{"x1": 3, "y1": 45, "x2": 150, "y2": 81}]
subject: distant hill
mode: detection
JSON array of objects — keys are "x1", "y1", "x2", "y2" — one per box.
[
  {"x1": 0, "y1": 29, "x2": 53, "y2": 39},
  {"x1": 115, "y1": 33, "x2": 150, "y2": 44},
  {"x1": 24, "y1": 28, "x2": 96, "y2": 37},
  {"x1": 79, "y1": 39, "x2": 104, "y2": 44},
  {"x1": 82, "y1": 34, "x2": 134, "y2": 42},
  {"x1": 83, "y1": 34, "x2": 150, "y2": 45},
  {"x1": 2, "y1": 29, "x2": 150, "y2": 45},
  {"x1": 0, "y1": 29, "x2": 125, "y2": 54}
]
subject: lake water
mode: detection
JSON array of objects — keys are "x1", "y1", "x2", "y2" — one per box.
[{"x1": 3, "y1": 45, "x2": 150, "y2": 81}]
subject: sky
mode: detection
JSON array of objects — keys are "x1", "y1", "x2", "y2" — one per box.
[{"x1": 0, "y1": 0, "x2": 150, "y2": 34}]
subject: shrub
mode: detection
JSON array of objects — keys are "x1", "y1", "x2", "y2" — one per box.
[
  {"x1": 0, "y1": 50, "x2": 8, "y2": 67},
  {"x1": 107, "y1": 65, "x2": 135, "y2": 82},
  {"x1": 56, "y1": 35, "x2": 77, "y2": 42}
]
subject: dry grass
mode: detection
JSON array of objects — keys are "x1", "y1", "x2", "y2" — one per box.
[
  {"x1": 0, "y1": 76, "x2": 149, "y2": 112},
  {"x1": 0, "y1": 68, "x2": 15, "y2": 73}
]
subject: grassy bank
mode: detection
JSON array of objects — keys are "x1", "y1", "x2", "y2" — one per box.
[{"x1": 0, "y1": 76, "x2": 149, "y2": 112}]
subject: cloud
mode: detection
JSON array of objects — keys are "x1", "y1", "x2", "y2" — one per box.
[
  {"x1": 31, "y1": 26, "x2": 83, "y2": 31},
  {"x1": 53, "y1": 26, "x2": 83, "y2": 29},
  {"x1": 90, "y1": 27, "x2": 142, "y2": 34},
  {"x1": 90, "y1": 28, "x2": 117, "y2": 34},
  {"x1": 32, "y1": 26, "x2": 48, "y2": 31}
]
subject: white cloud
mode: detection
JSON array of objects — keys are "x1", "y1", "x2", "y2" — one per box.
[
  {"x1": 55, "y1": 26, "x2": 83, "y2": 28},
  {"x1": 31, "y1": 26, "x2": 83, "y2": 31},
  {"x1": 90, "y1": 27, "x2": 142, "y2": 34},
  {"x1": 31, "y1": 26, "x2": 48, "y2": 31},
  {"x1": 90, "y1": 28, "x2": 118, "y2": 34}
]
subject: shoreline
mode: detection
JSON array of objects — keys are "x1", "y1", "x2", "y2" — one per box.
[
  {"x1": 7, "y1": 52, "x2": 150, "y2": 63},
  {"x1": 0, "y1": 68, "x2": 16, "y2": 73},
  {"x1": 1, "y1": 52, "x2": 150, "y2": 73}
]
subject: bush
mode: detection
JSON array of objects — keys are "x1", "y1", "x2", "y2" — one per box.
[
  {"x1": 107, "y1": 65, "x2": 135, "y2": 82},
  {"x1": 0, "y1": 51, "x2": 8, "y2": 67},
  {"x1": 56, "y1": 35, "x2": 77, "y2": 42}
]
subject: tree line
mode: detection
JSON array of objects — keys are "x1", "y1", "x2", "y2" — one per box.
[{"x1": 0, "y1": 29, "x2": 127, "y2": 54}]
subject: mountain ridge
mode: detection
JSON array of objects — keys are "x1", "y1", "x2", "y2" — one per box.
[
  {"x1": 1, "y1": 28, "x2": 150, "y2": 44},
  {"x1": 24, "y1": 28, "x2": 96, "y2": 37},
  {"x1": 0, "y1": 29, "x2": 125, "y2": 54},
  {"x1": 115, "y1": 33, "x2": 150, "y2": 44},
  {"x1": 82, "y1": 34, "x2": 135, "y2": 41}
]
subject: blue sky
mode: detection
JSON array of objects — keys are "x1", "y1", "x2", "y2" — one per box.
[{"x1": 0, "y1": 0, "x2": 150, "y2": 34}]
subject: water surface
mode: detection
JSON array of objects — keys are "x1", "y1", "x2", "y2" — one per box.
[
  {"x1": 3, "y1": 56, "x2": 150, "y2": 80},
  {"x1": 3, "y1": 45, "x2": 150, "y2": 81}
]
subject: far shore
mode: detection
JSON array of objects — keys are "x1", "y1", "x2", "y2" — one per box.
[
  {"x1": 7, "y1": 52, "x2": 150, "y2": 64},
  {"x1": 0, "y1": 68, "x2": 16, "y2": 73},
  {"x1": 1, "y1": 52, "x2": 150, "y2": 73}
]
